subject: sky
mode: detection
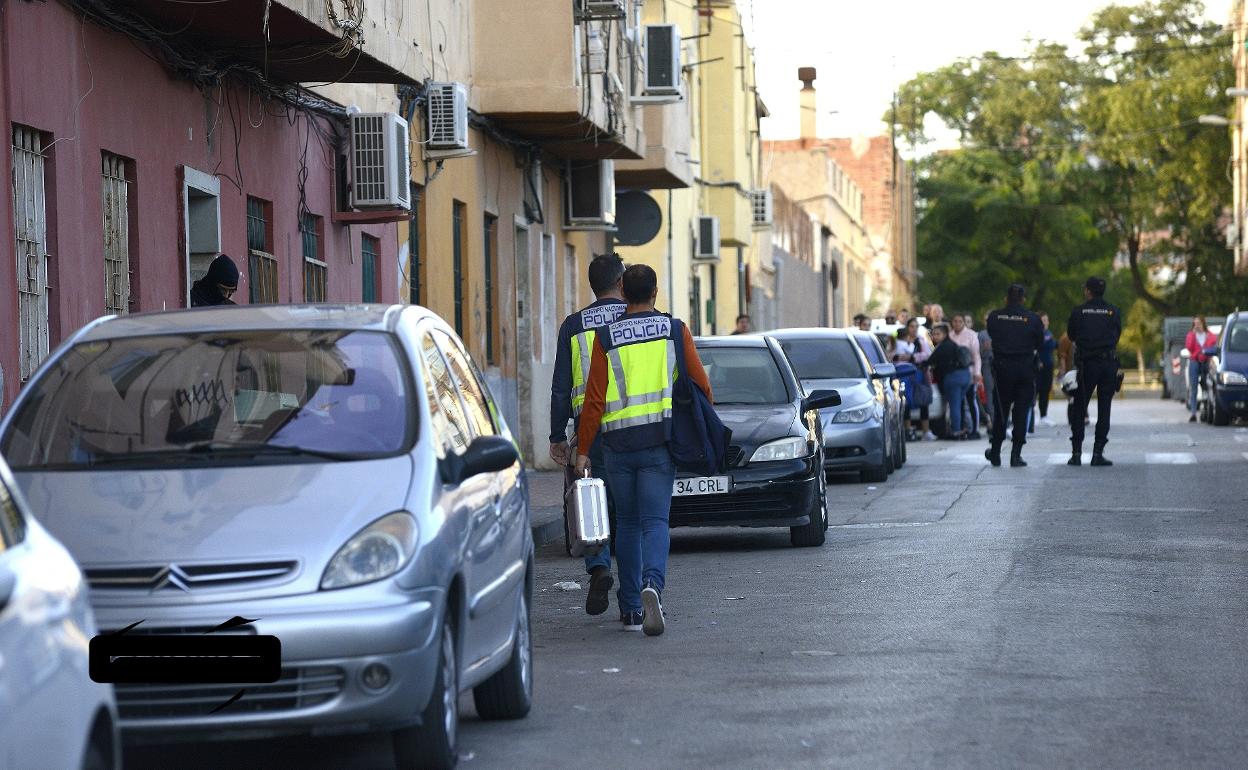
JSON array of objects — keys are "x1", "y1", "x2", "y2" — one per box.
[{"x1": 742, "y1": 0, "x2": 1234, "y2": 151}]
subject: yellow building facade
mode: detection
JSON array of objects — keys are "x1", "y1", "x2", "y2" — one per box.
[{"x1": 615, "y1": 0, "x2": 769, "y2": 336}]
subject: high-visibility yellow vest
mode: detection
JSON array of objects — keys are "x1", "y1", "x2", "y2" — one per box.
[
  {"x1": 597, "y1": 312, "x2": 679, "y2": 450},
  {"x1": 569, "y1": 301, "x2": 625, "y2": 417}
]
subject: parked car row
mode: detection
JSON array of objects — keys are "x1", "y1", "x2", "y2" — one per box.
[
  {"x1": 0, "y1": 304, "x2": 532, "y2": 769},
  {"x1": 2, "y1": 309, "x2": 926, "y2": 767},
  {"x1": 663, "y1": 327, "x2": 911, "y2": 547},
  {"x1": 1196, "y1": 311, "x2": 1248, "y2": 426}
]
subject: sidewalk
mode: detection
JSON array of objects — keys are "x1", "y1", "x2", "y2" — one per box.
[{"x1": 528, "y1": 470, "x2": 565, "y2": 547}]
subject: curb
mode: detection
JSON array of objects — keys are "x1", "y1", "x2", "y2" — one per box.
[{"x1": 531, "y1": 506, "x2": 564, "y2": 548}]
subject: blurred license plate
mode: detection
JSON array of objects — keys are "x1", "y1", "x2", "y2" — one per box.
[{"x1": 673, "y1": 476, "x2": 730, "y2": 496}]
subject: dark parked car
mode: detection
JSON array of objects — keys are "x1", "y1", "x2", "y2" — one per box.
[
  {"x1": 668, "y1": 335, "x2": 840, "y2": 547},
  {"x1": 769, "y1": 329, "x2": 895, "y2": 483},
  {"x1": 1201, "y1": 310, "x2": 1248, "y2": 425}
]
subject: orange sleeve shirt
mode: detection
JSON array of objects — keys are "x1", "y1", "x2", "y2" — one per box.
[{"x1": 577, "y1": 326, "x2": 711, "y2": 454}]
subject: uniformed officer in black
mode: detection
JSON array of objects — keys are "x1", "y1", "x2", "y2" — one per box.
[
  {"x1": 1066, "y1": 276, "x2": 1122, "y2": 466},
  {"x1": 984, "y1": 284, "x2": 1045, "y2": 468}
]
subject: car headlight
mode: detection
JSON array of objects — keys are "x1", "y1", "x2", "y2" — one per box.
[
  {"x1": 321, "y1": 511, "x2": 419, "y2": 590},
  {"x1": 750, "y1": 437, "x2": 809, "y2": 463},
  {"x1": 832, "y1": 402, "x2": 875, "y2": 423},
  {"x1": 1220, "y1": 370, "x2": 1248, "y2": 385}
]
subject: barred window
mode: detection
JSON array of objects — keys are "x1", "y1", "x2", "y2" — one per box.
[
  {"x1": 247, "y1": 197, "x2": 278, "y2": 304},
  {"x1": 301, "y1": 212, "x2": 326, "y2": 302}
]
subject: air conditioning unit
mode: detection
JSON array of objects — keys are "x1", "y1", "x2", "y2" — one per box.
[
  {"x1": 349, "y1": 112, "x2": 411, "y2": 210},
  {"x1": 644, "y1": 25, "x2": 681, "y2": 96},
  {"x1": 695, "y1": 215, "x2": 720, "y2": 261},
  {"x1": 750, "y1": 189, "x2": 774, "y2": 228},
  {"x1": 578, "y1": 0, "x2": 626, "y2": 20},
  {"x1": 426, "y1": 82, "x2": 469, "y2": 151},
  {"x1": 565, "y1": 159, "x2": 616, "y2": 230}
]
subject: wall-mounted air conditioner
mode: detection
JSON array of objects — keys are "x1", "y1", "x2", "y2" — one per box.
[
  {"x1": 426, "y1": 82, "x2": 469, "y2": 152},
  {"x1": 349, "y1": 112, "x2": 411, "y2": 209},
  {"x1": 578, "y1": 0, "x2": 626, "y2": 20},
  {"x1": 645, "y1": 25, "x2": 681, "y2": 96},
  {"x1": 695, "y1": 215, "x2": 720, "y2": 261},
  {"x1": 751, "y1": 189, "x2": 774, "y2": 228},
  {"x1": 565, "y1": 160, "x2": 616, "y2": 231}
]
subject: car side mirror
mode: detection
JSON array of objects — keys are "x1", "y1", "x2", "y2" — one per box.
[
  {"x1": 1203, "y1": 347, "x2": 1219, "y2": 358},
  {"x1": 450, "y1": 436, "x2": 519, "y2": 484},
  {"x1": 1180, "y1": 349, "x2": 1191, "y2": 359},
  {"x1": 871, "y1": 363, "x2": 896, "y2": 379},
  {"x1": 803, "y1": 389, "x2": 841, "y2": 412}
]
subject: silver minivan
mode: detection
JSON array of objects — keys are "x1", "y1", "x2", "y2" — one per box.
[{"x1": 0, "y1": 304, "x2": 532, "y2": 769}]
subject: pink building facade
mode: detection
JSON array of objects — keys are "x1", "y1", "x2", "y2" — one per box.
[{"x1": 0, "y1": 0, "x2": 403, "y2": 410}]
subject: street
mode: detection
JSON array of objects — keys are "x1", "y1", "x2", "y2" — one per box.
[{"x1": 128, "y1": 397, "x2": 1248, "y2": 768}]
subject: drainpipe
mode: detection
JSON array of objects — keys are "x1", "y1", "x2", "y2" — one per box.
[{"x1": 667, "y1": 189, "x2": 674, "y2": 313}]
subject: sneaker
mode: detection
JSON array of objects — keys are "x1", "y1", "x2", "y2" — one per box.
[
  {"x1": 922, "y1": 432, "x2": 938, "y2": 442},
  {"x1": 586, "y1": 567, "x2": 613, "y2": 616},
  {"x1": 640, "y1": 584, "x2": 665, "y2": 637},
  {"x1": 1041, "y1": 417, "x2": 1055, "y2": 427},
  {"x1": 621, "y1": 610, "x2": 643, "y2": 632},
  {"x1": 968, "y1": 431, "x2": 981, "y2": 440},
  {"x1": 1189, "y1": 414, "x2": 1197, "y2": 422}
]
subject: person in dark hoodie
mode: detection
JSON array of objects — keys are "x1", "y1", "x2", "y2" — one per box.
[{"x1": 190, "y1": 254, "x2": 240, "y2": 307}]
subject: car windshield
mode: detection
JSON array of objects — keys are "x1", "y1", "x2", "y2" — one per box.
[
  {"x1": 1, "y1": 329, "x2": 414, "y2": 470},
  {"x1": 697, "y1": 347, "x2": 790, "y2": 405},
  {"x1": 1226, "y1": 323, "x2": 1248, "y2": 353},
  {"x1": 855, "y1": 334, "x2": 885, "y2": 365},
  {"x1": 779, "y1": 339, "x2": 865, "y2": 380}
]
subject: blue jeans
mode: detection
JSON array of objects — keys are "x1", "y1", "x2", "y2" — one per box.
[
  {"x1": 942, "y1": 368, "x2": 972, "y2": 435},
  {"x1": 1188, "y1": 359, "x2": 1205, "y2": 414},
  {"x1": 604, "y1": 445, "x2": 676, "y2": 614}
]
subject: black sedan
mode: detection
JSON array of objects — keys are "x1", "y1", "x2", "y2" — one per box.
[{"x1": 669, "y1": 335, "x2": 841, "y2": 547}]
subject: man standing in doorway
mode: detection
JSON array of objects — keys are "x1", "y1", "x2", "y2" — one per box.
[
  {"x1": 190, "y1": 254, "x2": 239, "y2": 307},
  {"x1": 732, "y1": 315, "x2": 751, "y2": 335},
  {"x1": 549, "y1": 254, "x2": 627, "y2": 616},
  {"x1": 1066, "y1": 277, "x2": 1122, "y2": 467}
]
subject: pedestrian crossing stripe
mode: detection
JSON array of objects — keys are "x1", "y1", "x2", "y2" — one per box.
[
  {"x1": 1144, "y1": 452, "x2": 1196, "y2": 465},
  {"x1": 1048, "y1": 453, "x2": 1091, "y2": 465},
  {"x1": 937, "y1": 451, "x2": 1203, "y2": 465}
]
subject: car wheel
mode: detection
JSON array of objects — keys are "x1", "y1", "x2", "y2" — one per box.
[
  {"x1": 860, "y1": 463, "x2": 889, "y2": 483},
  {"x1": 393, "y1": 615, "x2": 458, "y2": 770},
  {"x1": 80, "y1": 729, "x2": 113, "y2": 770},
  {"x1": 472, "y1": 590, "x2": 534, "y2": 720},
  {"x1": 790, "y1": 470, "x2": 826, "y2": 547},
  {"x1": 1212, "y1": 395, "x2": 1232, "y2": 426}
]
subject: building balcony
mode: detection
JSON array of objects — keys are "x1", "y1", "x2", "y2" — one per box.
[
  {"x1": 473, "y1": 0, "x2": 644, "y2": 160},
  {"x1": 117, "y1": 0, "x2": 416, "y2": 84},
  {"x1": 615, "y1": 101, "x2": 693, "y2": 189}
]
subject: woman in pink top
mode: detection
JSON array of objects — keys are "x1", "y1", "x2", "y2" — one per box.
[{"x1": 1185, "y1": 316, "x2": 1218, "y2": 421}]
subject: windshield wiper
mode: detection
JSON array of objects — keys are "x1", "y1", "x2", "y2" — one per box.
[{"x1": 183, "y1": 441, "x2": 359, "y2": 461}]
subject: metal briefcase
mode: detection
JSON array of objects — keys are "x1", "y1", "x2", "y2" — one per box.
[{"x1": 564, "y1": 470, "x2": 610, "y2": 558}]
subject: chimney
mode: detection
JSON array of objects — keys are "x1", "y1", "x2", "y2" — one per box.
[{"x1": 799, "y1": 67, "x2": 817, "y2": 140}]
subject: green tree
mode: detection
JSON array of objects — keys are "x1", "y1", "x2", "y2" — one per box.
[{"x1": 892, "y1": 0, "x2": 1248, "y2": 320}]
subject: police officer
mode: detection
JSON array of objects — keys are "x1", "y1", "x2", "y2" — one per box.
[
  {"x1": 1066, "y1": 276, "x2": 1122, "y2": 466},
  {"x1": 549, "y1": 254, "x2": 626, "y2": 616},
  {"x1": 574, "y1": 264, "x2": 712, "y2": 637},
  {"x1": 984, "y1": 284, "x2": 1045, "y2": 468}
]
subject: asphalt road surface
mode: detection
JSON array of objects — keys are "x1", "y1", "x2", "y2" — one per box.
[{"x1": 128, "y1": 397, "x2": 1248, "y2": 768}]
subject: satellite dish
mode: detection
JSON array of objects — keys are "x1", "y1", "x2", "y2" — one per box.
[{"x1": 614, "y1": 190, "x2": 663, "y2": 246}]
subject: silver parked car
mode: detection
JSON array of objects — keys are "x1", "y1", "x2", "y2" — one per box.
[
  {"x1": 770, "y1": 329, "x2": 894, "y2": 483},
  {"x1": 851, "y1": 330, "x2": 906, "y2": 471},
  {"x1": 0, "y1": 453, "x2": 120, "y2": 770},
  {"x1": 0, "y1": 305, "x2": 532, "y2": 769}
]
